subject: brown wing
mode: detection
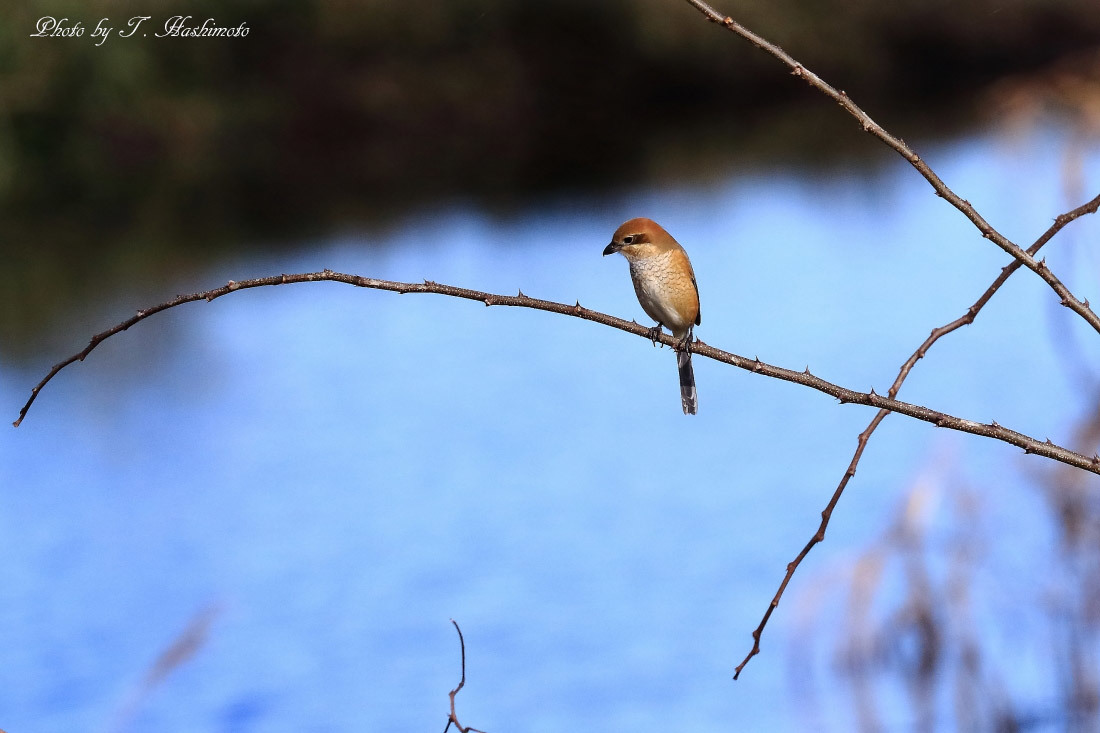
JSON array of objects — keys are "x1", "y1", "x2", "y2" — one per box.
[{"x1": 691, "y1": 275, "x2": 701, "y2": 326}]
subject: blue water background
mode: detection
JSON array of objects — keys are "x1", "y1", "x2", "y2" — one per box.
[{"x1": 2, "y1": 126, "x2": 1100, "y2": 731}]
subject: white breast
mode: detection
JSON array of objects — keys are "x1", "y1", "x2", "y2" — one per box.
[{"x1": 628, "y1": 250, "x2": 692, "y2": 334}]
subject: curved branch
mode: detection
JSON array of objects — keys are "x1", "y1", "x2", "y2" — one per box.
[
  {"x1": 732, "y1": 192, "x2": 1100, "y2": 678},
  {"x1": 443, "y1": 620, "x2": 486, "y2": 733},
  {"x1": 12, "y1": 270, "x2": 1100, "y2": 475},
  {"x1": 680, "y1": 0, "x2": 1100, "y2": 337}
]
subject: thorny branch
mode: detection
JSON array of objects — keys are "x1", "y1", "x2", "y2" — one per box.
[
  {"x1": 10, "y1": 0, "x2": 1100, "y2": 693},
  {"x1": 678, "y1": 0, "x2": 1100, "y2": 679},
  {"x1": 681, "y1": 0, "x2": 1100, "y2": 338},
  {"x1": 443, "y1": 620, "x2": 486, "y2": 733},
  {"x1": 731, "y1": 196, "x2": 1100, "y2": 679},
  {"x1": 12, "y1": 270, "x2": 1100, "y2": 474}
]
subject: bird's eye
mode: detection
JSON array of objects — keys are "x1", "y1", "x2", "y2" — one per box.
[{"x1": 623, "y1": 235, "x2": 635, "y2": 244}]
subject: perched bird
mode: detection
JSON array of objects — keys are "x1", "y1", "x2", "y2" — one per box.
[{"x1": 603, "y1": 218, "x2": 701, "y2": 415}]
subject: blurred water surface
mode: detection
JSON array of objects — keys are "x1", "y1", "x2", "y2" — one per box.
[{"x1": 2, "y1": 125, "x2": 1100, "y2": 731}]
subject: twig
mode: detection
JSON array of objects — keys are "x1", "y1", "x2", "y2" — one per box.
[
  {"x1": 109, "y1": 604, "x2": 221, "y2": 733},
  {"x1": 732, "y1": 192, "x2": 1100, "y2": 679},
  {"x1": 443, "y1": 620, "x2": 486, "y2": 733},
  {"x1": 12, "y1": 271, "x2": 1100, "y2": 473},
  {"x1": 680, "y1": 0, "x2": 1100, "y2": 337}
]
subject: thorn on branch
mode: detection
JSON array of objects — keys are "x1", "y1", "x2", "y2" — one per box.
[{"x1": 517, "y1": 288, "x2": 525, "y2": 298}]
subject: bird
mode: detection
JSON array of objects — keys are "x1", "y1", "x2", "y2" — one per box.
[{"x1": 603, "y1": 217, "x2": 701, "y2": 415}]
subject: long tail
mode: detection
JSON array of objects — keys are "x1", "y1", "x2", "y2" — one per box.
[{"x1": 677, "y1": 349, "x2": 697, "y2": 415}]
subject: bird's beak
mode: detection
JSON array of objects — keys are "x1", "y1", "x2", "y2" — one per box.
[{"x1": 603, "y1": 242, "x2": 622, "y2": 256}]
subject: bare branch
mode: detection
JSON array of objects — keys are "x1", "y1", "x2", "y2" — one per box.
[
  {"x1": 12, "y1": 270, "x2": 1100, "y2": 475},
  {"x1": 676, "y1": 0, "x2": 1100, "y2": 679},
  {"x1": 732, "y1": 192, "x2": 1100, "y2": 678},
  {"x1": 443, "y1": 620, "x2": 486, "y2": 733},
  {"x1": 680, "y1": 0, "x2": 1100, "y2": 336}
]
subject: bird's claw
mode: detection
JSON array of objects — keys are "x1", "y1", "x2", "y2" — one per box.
[
  {"x1": 647, "y1": 324, "x2": 664, "y2": 347},
  {"x1": 676, "y1": 332, "x2": 694, "y2": 354}
]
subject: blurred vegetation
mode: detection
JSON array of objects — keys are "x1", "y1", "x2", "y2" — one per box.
[
  {"x1": 796, "y1": 402, "x2": 1100, "y2": 730},
  {"x1": 3, "y1": 0, "x2": 1100, "y2": 356}
]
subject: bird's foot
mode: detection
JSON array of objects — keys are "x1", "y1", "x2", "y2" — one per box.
[
  {"x1": 676, "y1": 332, "x2": 694, "y2": 354},
  {"x1": 647, "y1": 324, "x2": 664, "y2": 347}
]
